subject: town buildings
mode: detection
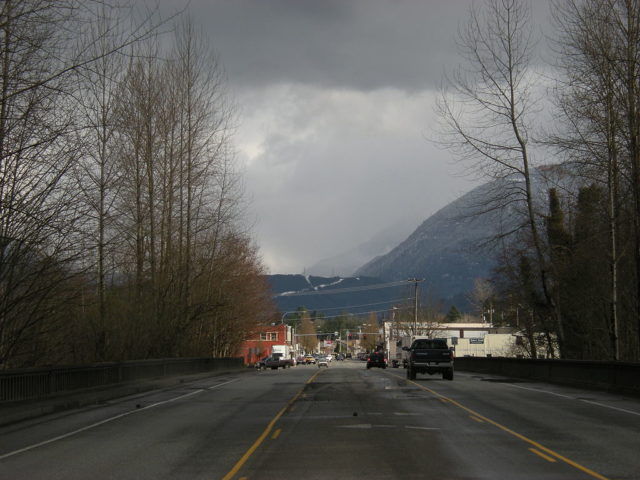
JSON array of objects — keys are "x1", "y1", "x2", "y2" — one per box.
[{"x1": 237, "y1": 323, "x2": 294, "y2": 365}]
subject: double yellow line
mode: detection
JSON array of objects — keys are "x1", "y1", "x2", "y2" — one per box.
[
  {"x1": 402, "y1": 376, "x2": 610, "y2": 480},
  {"x1": 222, "y1": 370, "x2": 321, "y2": 480},
  {"x1": 223, "y1": 370, "x2": 610, "y2": 480}
]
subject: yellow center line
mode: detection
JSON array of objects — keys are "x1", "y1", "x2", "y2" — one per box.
[
  {"x1": 529, "y1": 448, "x2": 557, "y2": 463},
  {"x1": 221, "y1": 370, "x2": 322, "y2": 480},
  {"x1": 393, "y1": 373, "x2": 610, "y2": 480},
  {"x1": 271, "y1": 428, "x2": 281, "y2": 440},
  {"x1": 469, "y1": 415, "x2": 484, "y2": 423}
]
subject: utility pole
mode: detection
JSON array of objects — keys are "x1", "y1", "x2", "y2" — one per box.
[{"x1": 408, "y1": 278, "x2": 424, "y2": 336}]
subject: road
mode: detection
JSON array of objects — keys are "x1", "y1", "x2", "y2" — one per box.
[{"x1": 1, "y1": 360, "x2": 638, "y2": 480}]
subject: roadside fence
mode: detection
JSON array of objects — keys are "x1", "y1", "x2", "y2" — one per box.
[{"x1": 0, "y1": 357, "x2": 243, "y2": 402}]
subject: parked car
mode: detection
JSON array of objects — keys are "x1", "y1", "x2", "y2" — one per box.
[
  {"x1": 366, "y1": 351, "x2": 387, "y2": 369},
  {"x1": 304, "y1": 355, "x2": 316, "y2": 364},
  {"x1": 335, "y1": 354, "x2": 345, "y2": 361}
]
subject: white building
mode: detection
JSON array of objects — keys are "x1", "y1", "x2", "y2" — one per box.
[{"x1": 383, "y1": 321, "x2": 521, "y2": 359}]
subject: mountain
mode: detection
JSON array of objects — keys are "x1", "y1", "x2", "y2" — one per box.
[
  {"x1": 355, "y1": 165, "x2": 578, "y2": 308},
  {"x1": 306, "y1": 218, "x2": 418, "y2": 277},
  {"x1": 268, "y1": 274, "x2": 416, "y2": 318}
]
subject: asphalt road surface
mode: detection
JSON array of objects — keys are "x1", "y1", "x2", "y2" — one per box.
[{"x1": 1, "y1": 360, "x2": 639, "y2": 479}]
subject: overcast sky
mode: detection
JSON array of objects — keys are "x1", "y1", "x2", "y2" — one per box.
[{"x1": 164, "y1": 0, "x2": 550, "y2": 274}]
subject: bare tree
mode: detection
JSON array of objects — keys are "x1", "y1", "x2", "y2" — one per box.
[
  {"x1": 436, "y1": 0, "x2": 565, "y2": 354},
  {"x1": 0, "y1": 2, "x2": 273, "y2": 366},
  {"x1": 0, "y1": 0, "x2": 87, "y2": 366},
  {"x1": 72, "y1": 2, "x2": 133, "y2": 361},
  {"x1": 469, "y1": 277, "x2": 496, "y2": 321},
  {"x1": 299, "y1": 314, "x2": 318, "y2": 353},
  {"x1": 112, "y1": 17, "x2": 265, "y2": 359}
]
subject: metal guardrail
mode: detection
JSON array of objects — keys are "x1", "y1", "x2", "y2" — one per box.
[
  {"x1": 0, "y1": 357, "x2": 243, "y2": 402},
  {"x1": 454, "y1": 357, "x2": 640, "y2": 395}
]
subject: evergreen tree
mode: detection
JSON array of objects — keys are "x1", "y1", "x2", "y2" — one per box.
[{"x1": 445, "y1": 305, "x2": 463, "y2": 323}]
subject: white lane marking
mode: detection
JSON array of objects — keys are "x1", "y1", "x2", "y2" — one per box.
[
  {"x1": 208, "y1": 379, "x2": 239, "y2": 390},
  {"x1": 0, "y1": 380, "x2": 238, "y2": 460},
  {"x1": 579, "y1": 399, "x2": 640, "y2": 417},
  {"x1": 505, "y1": 383, "x2": 573, "y2": 399},
  {"x1": 338, "y1": 424, "x2": 394, "y2": 429},
  {"x1": 338, "y1": 424, "x2": 439, "y2": 430},
  {"x1": 505, "y1": 383, "x2": 640, "y2": 417},
  {"x1": 393, "y1": 412, "x2": 421, "y2": 416}
]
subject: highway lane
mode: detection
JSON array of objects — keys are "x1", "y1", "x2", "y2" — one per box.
[
  {"x1": 1, "y1": 361, "x2": 638, "y2": 479},
  {"x1": 231, "y1": 363, "x2": 640, "y2": 479},
  {"x1": 0, "y1": 369, "x2": 313, "y2": 480}
]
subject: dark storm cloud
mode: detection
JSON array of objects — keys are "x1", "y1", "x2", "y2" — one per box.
[
  {"x1": 186, "y1": 0, "x2": 473, "y2": 91},
  {"x1": 160, "y1": 0, "x2": 553, "y2": 273}
]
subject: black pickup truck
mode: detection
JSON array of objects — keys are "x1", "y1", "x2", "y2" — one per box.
[{"x1": 403, "y1": 338, "x2": 454, "y2": 381}]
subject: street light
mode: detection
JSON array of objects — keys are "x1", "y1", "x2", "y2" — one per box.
[{"x1": 281, "y1": 311, "x2": 298, "y2": 324}]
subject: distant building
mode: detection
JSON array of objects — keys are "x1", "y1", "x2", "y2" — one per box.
[
  {"x1": 237, "y1": 324, "x2": 294, "y2": 365},
  {"x1": 383, "y1": 321, "x2": 522, "y2": 359}
]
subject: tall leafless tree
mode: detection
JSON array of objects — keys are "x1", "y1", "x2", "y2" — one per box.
[{"x1": 436, "y1": 0, "x2": 565, "y2": 354}]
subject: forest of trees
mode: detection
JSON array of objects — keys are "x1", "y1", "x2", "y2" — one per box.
[
  {"x1": 0, "y1": 1, "x2": 275, "y2": 368},
  {"x1": 439, "y1": 0, "x2": 640, "y2": 362}
]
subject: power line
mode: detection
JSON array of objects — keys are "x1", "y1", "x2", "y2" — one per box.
[
  {"x1": 308, "y1": 305, "x2": 414, "y2": 321},
  {"x1": 274, "y1": 280, "x2": 411, "y2": 297},
  {"x1": 293, "y1": 297, "x2": 415, "y2": 313}
]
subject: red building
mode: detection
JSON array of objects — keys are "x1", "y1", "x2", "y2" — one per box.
[{"x1": 237, "y1": 323, "x2": 294, "y2": 366}]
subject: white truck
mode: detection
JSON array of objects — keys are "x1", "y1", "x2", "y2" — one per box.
[
  {"x1": 271, "y1": 345, "x2": 294, "y2": 366},
  {"x1": 271, "y1": 344, "x2": 291, "y2": 359}
]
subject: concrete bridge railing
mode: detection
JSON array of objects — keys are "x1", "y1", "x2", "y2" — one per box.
[{"x1": 454, "y1": 357, "x2": 640, "y2": 396}]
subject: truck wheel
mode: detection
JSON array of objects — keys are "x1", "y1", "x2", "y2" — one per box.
[
  {"x1": 444, "y1": 369, "x2": 454, "y2": 381},
  {"x1": 407, "y1": 367, "x2": 416, "y2": 380}
]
